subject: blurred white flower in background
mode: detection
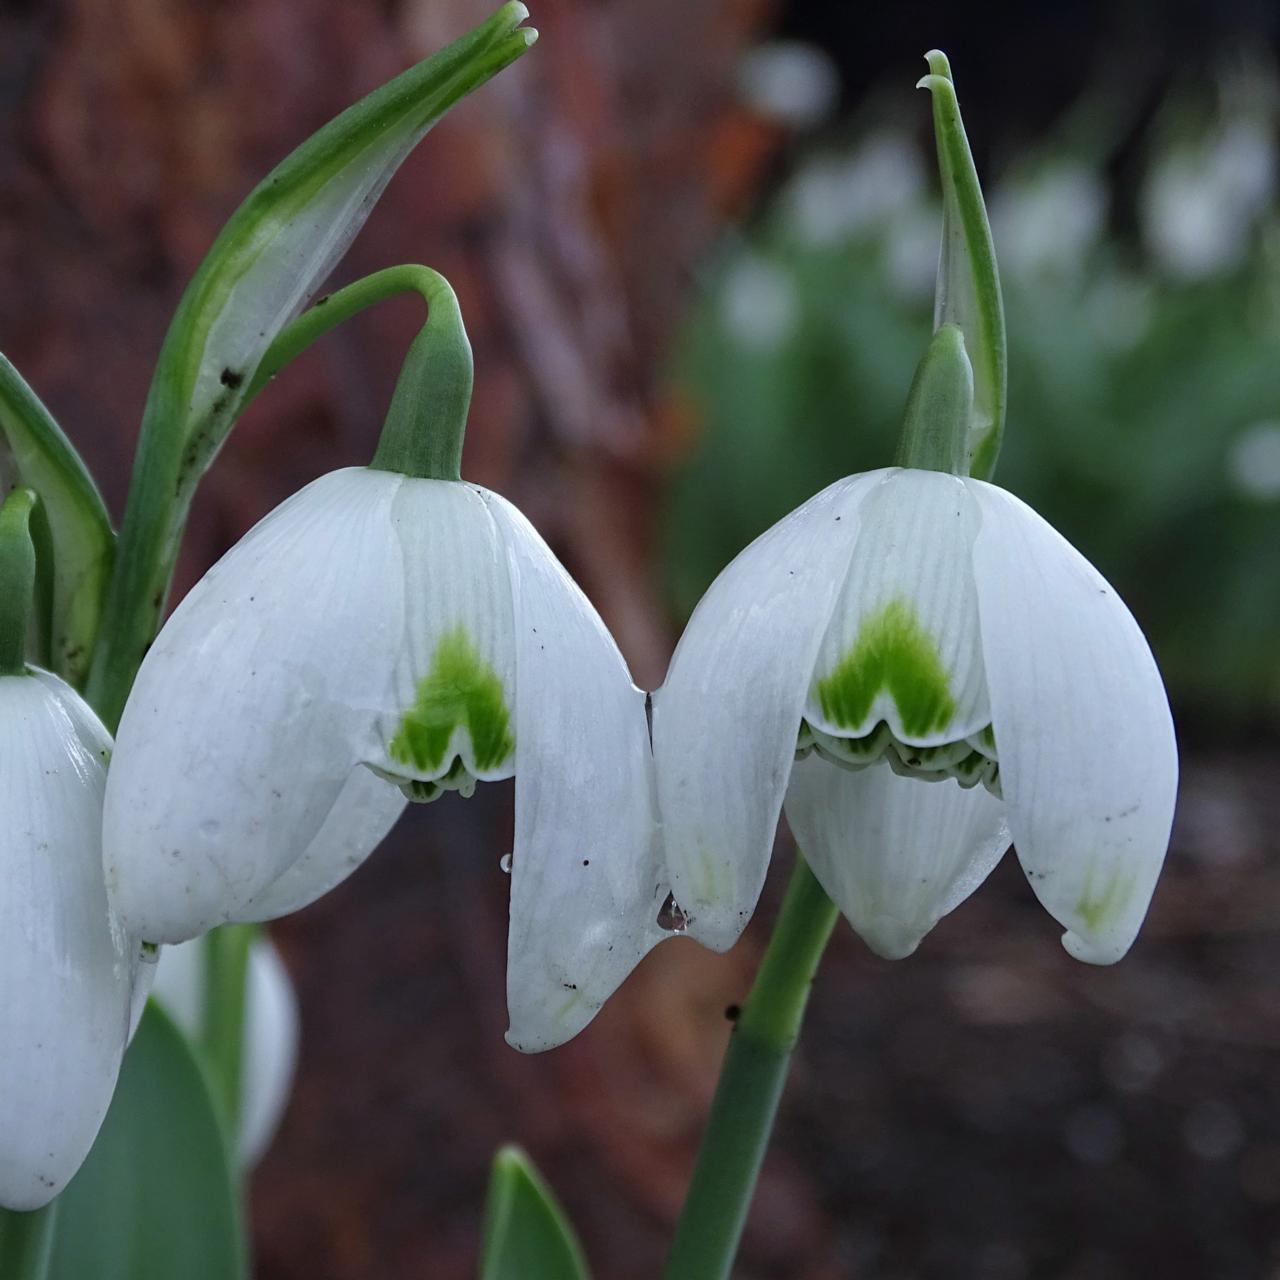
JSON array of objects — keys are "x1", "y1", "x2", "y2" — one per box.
[
  {"x1": 989, "y1": 163, "x2": 1107, "y2": 279},
  {"x1": 737, "y1": 40, "x2": 839, "y2": 130},
  {"x1": 154, "y1": 936, "x2": 300, "y2": 1167},
  {"x1": 720, "y1": 253, "x2": 799, "y2": 350},
  {"x1": 1142, "y1": 116, "x2": 1277, "y2": 279},
  {"x1": 1226, "y1": 420, "x2": 1280, "y2": 501},
  {"x1": 784, "y1": 132, "x2": 926, "y2": 247},
  {"x1": 885, "y1": 201, "x2": 945, "y2": 304}
]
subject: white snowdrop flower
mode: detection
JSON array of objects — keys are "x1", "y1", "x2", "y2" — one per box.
[
  {"x1": 0, "y1": 667, "x2": 141, "y2": 1209},
  {"x1": 784, "y1": 133, "x2": 926, "y2": 247},
  {"x1": 154, "y1": 935, "x2": 299, "y2": 1166},
  {"x1": 989, "y1": 163, "x2": 1107, "y2": 279},
  {"x1": 720, "y1": 254, "x2": 798, "y2": 351},
  {"x1": 1226, "y1": 420, "x2": 1280, "y2": 501},
  {"x1": 653, "y1": 459, "x2": 1177, "y2": 963},
  {"x1": 1142, "y1": 117, "x2": 1277, "y2": 279},
  {"x1": 103, "y1": 272, "x2": 666, "y2": 1052},
  {"x1": 737, "y1": 40, "x2": 839, "y2": 129}
]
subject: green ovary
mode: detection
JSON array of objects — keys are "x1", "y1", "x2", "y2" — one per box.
[
  {"x1": 815, "y1": 598, "x2": 956, "y2": 738},
  {"x1": 388, "y1": 625, "x2": 514, "y2": 776}
]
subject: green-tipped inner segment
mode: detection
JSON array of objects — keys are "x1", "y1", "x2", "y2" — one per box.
[
  {"x1": 387, "y1": 625, "x2": 514, "y2": 799},
  {"x1": 814, "y1": 598, "x2": 957, "y2": 740}
]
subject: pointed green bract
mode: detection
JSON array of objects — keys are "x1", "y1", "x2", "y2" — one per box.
[
  {"x1": 479, "y1": 1146, "x2": 590, "y2": 1280},
  {"x1": 389, "y1": 626, "x2": 514, "y2": 775},
  {"x1": 86, "y1": 3, "x2": 537, "y2": 729},
  {"x1": 918, "y1": 53, "x2": 1006, "y2": 480},
  {"x1": 0, "y1": 356, "x2": 114, "y2": 687},
  {"x1": 815, "y1": 598, "x2": 956, "y2": 738}
]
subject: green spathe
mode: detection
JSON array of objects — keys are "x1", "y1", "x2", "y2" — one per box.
[
  {"x1": 815, "y1": 598, "x2": 956, "y2": 739},
  {"x1": 389, "y1": 626, "x2": 514, "y2": 775}
]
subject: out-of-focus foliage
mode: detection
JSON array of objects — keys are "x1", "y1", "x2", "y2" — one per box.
[{"x1": 664, "y1": 72, "x2": 1280, "y2": 724}]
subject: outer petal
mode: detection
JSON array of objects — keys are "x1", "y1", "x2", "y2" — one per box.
[
  {"x1": 153, "y1": 935, "x2": 299, "y2": 1166},
  {"x1": 970, "y1": 481, "x2": 1178, "y2": 963},
  {"x1": 804, "y1": 468, "x2": 990, "y2": 746},
  {"x1": 484, "y1": 492, "x2": 666, "y2": 1052},
  {"x1": 784, "y1": 754, "x2": 1010, "y2": 959},
  {"x1": 652, "y1": 472, "x2": 884, "y2": 951},
  {"x1": 104, "y1": 468, "x2": 405, "y2": 943},
  {"x1": 235, "y1": 765, "x2": 406, "y2": 922},
  {"x1": 0, "y1": 672, "x2": 132, "y2": 1210},
  {"x1": 369, "y1": 479, "x2": 518, "y2": 788}
]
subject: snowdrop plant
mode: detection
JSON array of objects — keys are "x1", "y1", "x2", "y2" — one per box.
[
  {"x1": 0, "y1": 7, "x2": 565, "y2": 1275},
  {"x1": 658, "y1": 54, "x2": 1178, "y2": 1280},
  {"x1": 102, "y1": 266, "x2": 666, "y2": 1053}
]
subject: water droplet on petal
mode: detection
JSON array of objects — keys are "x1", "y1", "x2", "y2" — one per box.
[{"x1": 657, "y1": 891, "x2": 689, "y2": 933}]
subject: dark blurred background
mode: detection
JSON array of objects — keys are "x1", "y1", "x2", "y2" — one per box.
[{"x1": 3, "y1": 0, "x2": 1280, "y2": 1276}]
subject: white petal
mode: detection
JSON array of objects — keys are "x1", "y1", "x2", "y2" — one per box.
[
  {"x1": 104, "y1": 468, "x2": 405, "y2": 943},
  {"x1": 369, "y1": 480, "x2": 517, "y2": 788},
  {"x1": 152, "y1": 935, "x2": 299, "y2": 1166},
  {"x1": 238, "y1": 937, "x2": 300, "y2": 1166},
  {"x1": 971, "y1": 481, "x2": 1178, "y2": 963},
  {"x1": 785, "y1": 754, "x2": 1010, "y2": 958},
  {"x1": 805, "y1": 468, "x2": 989, "y2": 746},
  {"x1": 484, "y1": 492, "x2": 666, "y2": 1052},
  {"x1": 235, "y1": 765, "x2": 406, "y2": 922},
  {"x1": 0, "y1": 672, "x2": 132, "y2": 1210},
  {"x1": 652, "y1": 472, "x2": 884, "y2": 951}
]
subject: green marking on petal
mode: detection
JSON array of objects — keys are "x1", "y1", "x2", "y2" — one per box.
[
  {"x1": 1075, "y1": 864, "x2": 1136, "y2": 933},
  {"x1": 389, "y1": 625, "x2": 514, "y2": 775},
  {"x1": 815, "y1": 598, "x2": 956, "y2": 738}
]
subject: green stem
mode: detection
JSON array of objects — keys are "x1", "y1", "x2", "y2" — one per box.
[
  {"x1": 0, "y1": 1202, "x2": 59, "y2": 1280},
  {"x1": 664, "y1": 855, "x2": 839, "y2": 1280},
  {"x1": 201, "y1": 924, "x2": 257, "y2": 1135},
  {"x1": 0, "y1": 488, "x2": 37, "y2": 675},
  {"x1": 251, "y1": 264, "x2": 472, "y2": 482}
]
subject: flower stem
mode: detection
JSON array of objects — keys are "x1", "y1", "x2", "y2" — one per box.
[
  {"x1": 0, "y1": 1202, "x2": 58, "y2": 1280},
  {"x1": 663, "y1": 854, "x2": 839, "y2": 1280},
  {"x1": 249, "y1": 264, "x2": 473, "y2": 482},
  {"x1": 201, "y1": 923, "x2": 257, "y2": 1135}
]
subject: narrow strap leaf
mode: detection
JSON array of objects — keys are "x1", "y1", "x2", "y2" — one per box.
[
  {"x1": 479, "y1": 1146, "x2": 591, "y2": 1280},
  {"x1": 86, "y1": 3, "x2": 537, "y2": 728},
  {"x1": 918, "y1": 52, "x2": 1007, "y2": 481},
  {"x1": 0, "y1": 356, "x2": 114, "y2": 686}
]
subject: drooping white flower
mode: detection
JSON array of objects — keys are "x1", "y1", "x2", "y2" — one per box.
[
  {"x1": 0, "y1": 669, "x2": 146, "y2": 1210},
  {"x1": 102, "y1": 467, "x2": 666, "y2": 1051},
  {"x1": 653, "y1": 466, "x2": 1178, "y2": 964},
  {"x1": 154, "y1": 935, "x2": 299, "y2": 1166}
]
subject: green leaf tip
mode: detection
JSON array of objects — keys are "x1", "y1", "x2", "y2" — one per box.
[
  {"x1": 480, "y1": 1145, "x2": 590, "y2": 1280},
  {"x1": 921, "y1": 48, "x2": 953, "y2": 82},
  {"x1": 916, "y1": 51, "x2": 1006, "y2": 482}
]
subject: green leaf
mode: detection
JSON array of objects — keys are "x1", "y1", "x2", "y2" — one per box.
[
  {"x1": 86, "y1": 2, "x2": 537, "y2": 728},
  {"x1": 479, "y1": 1146, "x2": 591, "y2": 1280},
  {"x1": 0, "y1": 355, "x2": 114, "y2": 687},
  {"x1": 46, "y1": 1002, "x2": 247, "y2": 1280}
]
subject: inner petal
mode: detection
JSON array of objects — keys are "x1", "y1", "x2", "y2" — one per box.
[
  {"x1": 369, "y1": 481, "x2": 518, "y2": 798},
  {"x1": 804, "y1": 469, "x2": 990, "y2": 747}
]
